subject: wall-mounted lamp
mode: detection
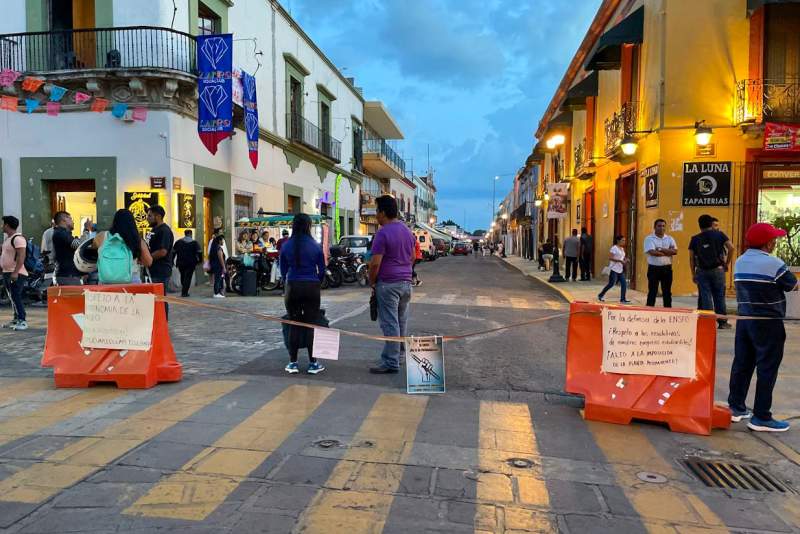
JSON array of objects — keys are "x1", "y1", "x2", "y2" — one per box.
[
  {"x1": 694, "y1": 120, "x2": 713, "y2": 146},
  {"x1": 544, "y1": 192, "x2": 550, "y2": 201},
  {"x1": 534, "y1": 199, "x2": 543, "y2": 207},
  {"x1": 546, "y1": 133, "x2": 566, "y2": 150},
  {"x1": 620, "y1": 134, "x2": 638, "y2": 156},
  {"x1": 501, "y1": 213, "x2": 509, "y2": 220}
]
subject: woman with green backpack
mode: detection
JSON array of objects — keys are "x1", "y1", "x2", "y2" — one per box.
[{"x1": 92, "y1": 209, "x2": 153, "y2": 284}]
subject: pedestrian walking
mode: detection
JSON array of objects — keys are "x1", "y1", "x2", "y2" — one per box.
[
  {"x1": 1, "y1": 216, "x2": 28, "y2": 331},
  {"x1": 40, "y1": 220, "x2": 54, "y2": 266},
  {"x1": 173, "y1": 229, "x2": 202, "y2": 297},
  {"x1": 276, "y1": 229, "x2": 290, "y2": 251},
  {"x1": 644, "y1": 219, "x2": 677, "y2": 307},
  {"x1": 279, "y1": 213, "x2": 326, "y2": 375},
  {"x1": 412, "y1": 239, "x2": 423, "y2": 287},
  {"x1": 146, "y1": 205, "x2": 174, "y2": 319},
  {"x1": 689, "y1": 214, "x2": 734, "y2": 329},
  {"x1": 728, "y1": 223, "x2": 798, "y2": 432},
  {"x1": 579, "y1": 227, "x2": 593, "y2": 280},
  {"x1": 52, "y1": 211, "x2": 82, "y2": 286},
  {"x1": 209, "y1": 234, "x2": 227, "y2": 298},
  {"x1": 563, "y1": 229, "x2": 580, "y2": 282},
  {"x1": 368, "y1": 195, "x2": 416, "y2": 374},
  {"x1": 92, "y1": 209, "x2": 153, "y2": 284},
  {"x1": 597, "y1": 235, "x2": 631, "y2": 303}
]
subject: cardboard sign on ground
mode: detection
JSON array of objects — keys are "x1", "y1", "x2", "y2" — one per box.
[{"x1": 406, "y1": 336, "x2": 445, "y2": 394}]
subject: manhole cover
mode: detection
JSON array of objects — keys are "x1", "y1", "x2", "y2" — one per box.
[
  {"x1": 682, "y1": 457, "x2": 796, "y2": 493},
  {"x1": 637, "y1": 471, "x2": 668, "y2": 484},
  {"x1": 314, "y1": 439, "x2": 341, "y2": 449},
  {"x1": 506, "y1": 458, "x2": 535, "y2": 469}
]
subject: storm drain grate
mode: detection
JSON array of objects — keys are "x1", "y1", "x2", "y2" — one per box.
[{"x1": 682, "y1": 457, "x2": 796, "y2": 493}]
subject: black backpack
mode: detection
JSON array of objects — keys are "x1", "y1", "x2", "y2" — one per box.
[{"x1": 693, "y1": 232, "x2": 723, "y2": 270}]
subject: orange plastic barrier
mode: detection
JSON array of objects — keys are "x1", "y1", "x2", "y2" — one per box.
[
  {"x1": 565, "y1": 301, "x2": 730, "y2": 435},
  {"x1": 42, "y1": 283, "x2": 182, "y2": 389}
]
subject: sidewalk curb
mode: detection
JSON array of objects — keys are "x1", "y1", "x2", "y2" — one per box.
[{"x1": 500, "y1": 257, "x2": 576, "y2": 303}]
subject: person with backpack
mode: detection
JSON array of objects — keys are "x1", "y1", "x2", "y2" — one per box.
[
  {"x1": 689, "y1": 214, "x2": 735, "y2": 329},
  {"x1": 92, "y1": 209, "x2": 153, "y2": 285},
  {"x1": 173, "y1": 229, "x2": 202, "y2": 297},
  {"x1": 1, "y1": 216, "x2": 29, "y2": 331}
]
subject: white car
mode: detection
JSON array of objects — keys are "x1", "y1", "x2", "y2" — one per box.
[{"x1": 338, "y1": 235, "x2": 372, "y2": 255}]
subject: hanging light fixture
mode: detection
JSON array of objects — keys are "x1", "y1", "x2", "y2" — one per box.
[
  {"x1": 694, "y1": 120, "x2": 713, "y2": 146},
  {"x1": 620, "y1": 134, "x2": 638, "y2": 156}
]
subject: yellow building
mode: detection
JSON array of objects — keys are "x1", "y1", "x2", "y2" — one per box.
[{"x1": 532, "y1": 0, "x2": 800, "y2": 295}]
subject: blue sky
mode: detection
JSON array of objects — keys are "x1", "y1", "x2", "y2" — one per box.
[{"x1": 285, "y1": 0, "x2": 601, "y2": 232}]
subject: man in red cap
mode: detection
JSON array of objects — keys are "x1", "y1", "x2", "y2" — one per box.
[{"x1": 729, "y1": 223, "x2": 798, "y2": 432}]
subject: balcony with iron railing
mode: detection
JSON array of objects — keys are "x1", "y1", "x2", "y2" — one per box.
[
  {"x1": 286, "y1": 112, "x2": 342, "y2": 163},
  {"x1": 574, "y1": 137, "x2": 587, "y2": 174},
  {"x1": 363, "y1": 138, "x2": 406, "y2": 179},
  {"x1": 0, "y1": 26, "x2": 196, "y2": 75},
  {"x1": 735, "y1": 78, "x2": 800, "y2": 125},
  {"x1": 604, "y1": 101, "x2": 639, "y2": 156}
]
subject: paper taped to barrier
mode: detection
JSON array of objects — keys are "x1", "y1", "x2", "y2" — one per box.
[
  {"x1": 313, "y1": 328, "x2": 339, "y2": 360},
  {"x1": 601, "y1": 308, "x2": 697, "y2": 378},
  {"x1": 82, "y1": 292, "x2": 155, "y2": 351},
  {"x1": 786, "y1": 291, "x2": 800, "y2": 320}
]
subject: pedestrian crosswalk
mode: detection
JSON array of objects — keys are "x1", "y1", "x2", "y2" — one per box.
[
  {"x1": 324, "y1": 291, "x2": 565, "y2": 310},
  {"x1": 0, "y1": 378, "x2": 795, "y2": 532}
]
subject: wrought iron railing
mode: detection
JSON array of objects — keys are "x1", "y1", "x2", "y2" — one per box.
[
  {"x1": 604, "y1": 101, "x2": 639, "y2": 156},
  {"x1": 735, "y1": 78, "x2": 800, "y2": 125},
  {"x1": 286, "y1": 112, "x2": 342, "y2": 162},
  {"x1": 0, "y1": 26, "x2": 196, "y2": 74},
  {"x1": 363, "y1": 138, "x2": 406, "y2": 176}
]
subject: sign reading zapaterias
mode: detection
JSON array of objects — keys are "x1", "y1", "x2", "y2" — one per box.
[{"x1": 682, "y1": 161, "x2": 731, "y2": 207}]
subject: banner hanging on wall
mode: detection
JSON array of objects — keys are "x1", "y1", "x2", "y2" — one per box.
[
  {"x1": 334, "y1": 174, "x2": 342, "y2": 242},
  {"x1": 241, "y1": 70, "x2": 259, "y2": 169},
  {"x1": 197, "y1": 33, "x2": 233, "y2": 155},
  {"x1": 177, "y1": 193, "x2": 196, "y2": 228},
  {"x1": 546, "y1": 182, "x2": 569, "y2": 219},
  {"x1": 124, "y1": 192, "x2": 160, "y2": 235},
  {"x1": 764, "y1": 122, "x2": 800, "y2": 152}
]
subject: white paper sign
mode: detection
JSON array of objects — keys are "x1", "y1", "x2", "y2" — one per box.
[
  {"x1": 313, "y1": 328, "x2": 340, "y2": 360},
  {"x1": 82, "y1": 292, "x2": 155, "y2": 351},
  {"x1": 786, "y1": 291, "x2": 800, "y2": 320},
  {"x1": 601, "y1": 308, "x2": 697, "y2": 378}
]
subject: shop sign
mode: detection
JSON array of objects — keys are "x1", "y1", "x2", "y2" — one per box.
[
  {"x1": 546, "y1": 183, "x2": 569, "y2": 219},
  {"x1": 177, "y1": 193, "x2": 196, "y2": 228},
  {"x1": 764, "y1": 122, "x2": 800, "y2": 152},
  {"x1": 695, "y1": 143, "x2": 716, "y2": 157},
  {"x1": 124, "y1": 192, "x2": 160, "y2": 234},
  {"x1": 642, "y1": 164, "x2": 659, "y2": 208},
  {"x1": 682, "y1": 161, "x2": 731, "y2": 207},
  {"x1": 150, "y1": 176, "x2": 166, "y2": 189},
  {"x1": 763, "y1": 169, "x2": 800, "y2": 179},
  {"x1": 173, "y1": 177, "x2": 182, "y2": 190}
]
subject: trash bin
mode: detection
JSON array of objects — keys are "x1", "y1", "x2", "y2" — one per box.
[{"x1": 241, "y1": 269, "x2": 258, "y2": 296}]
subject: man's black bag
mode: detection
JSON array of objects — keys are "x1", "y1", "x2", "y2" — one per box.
[
  {"x1": 281, "y1": 309, "x2": 329, "y2": 351},
  {"x1": 370, "y1": 290, "x2": 378, "y2": 321}
]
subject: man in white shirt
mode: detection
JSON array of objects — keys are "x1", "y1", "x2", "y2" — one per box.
[{"x1": 644, "y1": 218, "x2": 677, "y2": 307}]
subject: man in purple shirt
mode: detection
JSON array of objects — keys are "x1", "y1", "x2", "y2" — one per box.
[{"x1": 368, "y1": 195, "x2": 416, "y2": 373}]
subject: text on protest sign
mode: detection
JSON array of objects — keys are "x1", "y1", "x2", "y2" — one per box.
[
  {"x1": 82, "y1": 292, "x2": 155, "y2": 351},
  {"x1": 601, "y1": 308, "x2": 697, "y2": 379}
]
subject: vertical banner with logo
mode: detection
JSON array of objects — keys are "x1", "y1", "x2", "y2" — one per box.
[
  {"x1": 334, "y1": 174, "x2": 342, "y2": 242},
  {"x1": 241, "y1": 70, "x2": 259, "y2": 169},
  {"x1": 682, "y1": 161, "x2": 731, "y2": 207},
  {"x1": 177, "y1": 193, "x2": 196, "y2": 228},
  {"x1": 642, "y1": 164, "x2": 659, "y2": 208},
  {"x1": 197, "y1": 34, "x2": 233, "y2": 155},
  {"x1": 764, "y1": 122, "x2": 800, "y2": 152},
  {"x1": 546, "y1": 182, "x2": 569, "y2": 219},
  {"x1": 124, "y1": 192, "x2": 160, "y2": 235}
]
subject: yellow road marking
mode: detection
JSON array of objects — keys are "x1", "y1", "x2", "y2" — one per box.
[
  {"x1": 510, "y1": 298, "x2": 529, "y2": 309},
  {"x1": 476, "y1": 296, "x2": 492, "y2": 307},
  {"x1": 124, "y1": 384, "x2": 333, "y2": 520},
  {"x1": 0, "y1": 380, "x2": 243, "y2": 504},
  {"x1": 413, "y1": 292, "x2": 427, "y2": 300},
  {"x1": 588, "y1": 422, "x2": 728, "y2": 532},
  {"x1": 297, "y1": 393, "x2": 428, "y2": 533},
  {"x1": 477, "y1": 401, "x2": 554, "y2": 531},
  {"x1": 0, "y1": 378, "x2": 53, "y2": 407},
  {"x1": 0, "y1": 387, "x2": 125, "y2": 447}
]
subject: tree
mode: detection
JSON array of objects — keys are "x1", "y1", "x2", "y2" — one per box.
[
  {"x1": 472, "y1": 229, "x2": 487, "y2": 237},
  {"x1": 440, "y1": 219, "x2": 457, "y2": 226}
]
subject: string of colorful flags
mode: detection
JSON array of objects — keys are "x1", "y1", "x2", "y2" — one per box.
[{"x1": 0, "y1": 68, "x2": 148, "y2": 122}]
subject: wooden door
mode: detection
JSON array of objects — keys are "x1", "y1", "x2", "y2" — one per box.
[{"x1": 614, "y1": 171, "x2": 637, "y2": 288}]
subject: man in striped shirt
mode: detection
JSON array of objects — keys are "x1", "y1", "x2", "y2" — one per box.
[{"x1": 728, "y1": 223, "x2": 798, "y2": 432}]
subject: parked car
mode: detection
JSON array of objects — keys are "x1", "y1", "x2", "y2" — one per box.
[
  {"x1": 338, "y1": 235, "x2": 372, "y2": 256},
  {"x1": 452, "y1": 241, "x2": 471, "y2": 255},
  {"x1": 433, "y1": 238, "x2": 449, "y2": 256}
]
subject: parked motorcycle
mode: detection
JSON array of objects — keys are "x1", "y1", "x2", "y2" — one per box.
[{"x1": 229, "y1": 252, "x2": 281, "y2": 294}]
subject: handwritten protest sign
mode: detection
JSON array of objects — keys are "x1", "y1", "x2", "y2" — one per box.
[
  {"x1": 313, "y1": 328, "x2": 339, "y2": 360},
  {"x1": 601, "y1": 307, "x2": 697, "y2": 378},
  {"x1": 82, "y1": 292, "x2": 155, "y2": 351}
]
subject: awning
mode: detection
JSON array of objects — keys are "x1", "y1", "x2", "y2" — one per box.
[
  {"x1": 748, "y1": 0, "x2": 795, "y2": 12},
  {"x1": 584, "y1": 6, "x2": 644, "y2": 71},
  {"x1": 561, "y1": 72, "x2": 598, "y2": 110},
  {"x1": 549, "y1": 110, "x2": 573, "y2": 128}
]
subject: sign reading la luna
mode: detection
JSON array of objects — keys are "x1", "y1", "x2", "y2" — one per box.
[{"x1": 682, "y1": 161, "x2": 731, "y2": 207}]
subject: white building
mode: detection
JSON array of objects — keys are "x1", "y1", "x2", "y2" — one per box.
[
  {"x1": 0, "y1": 0, "x2": 364, "y2": 252},
  {"x1": 413, "y1": 172, "x2": 436, "y2": 225}
]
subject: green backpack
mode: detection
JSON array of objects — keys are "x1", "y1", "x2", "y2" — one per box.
[{"x1": 98, "y1": 233, "x2": 133, "y2": 284}]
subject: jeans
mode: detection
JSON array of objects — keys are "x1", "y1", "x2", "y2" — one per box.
[
  {"x1": 564, "y1": 256, "x2": 578, "y2": 281},
  {"x1": 579, "y1": 256, "x2": 591, "y2": 280},
  {"x1": 696, "y1": 268, "x2": 727, "y2": 325},
  {"x1": 376, "y1": 280, "x2": 412, "y2": 370},
  {"x1": 598, "y1": 270, "x2": 627, "y2": 301},
  {"x1": 150, "y1": 275, "x2": 171, "y2": 320},
  {"x1": 646, "y1": 265, "x2": 673, "y2": 307},
  {"x1": 728, "y1": 319, "x2": 785, "y2": 420},
  {"x1": 178, "y1": 266, "x2": 195, "y2": 297},
  {"x1": 3, "y1": 273, "x2": 26, "y2": 322}
]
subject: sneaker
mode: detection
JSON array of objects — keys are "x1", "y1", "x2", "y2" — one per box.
[
  {"x1": 285, "y1": 362, "x2": 299, "y2": 374},
  {"x1": 12, "y1": 321, "x2": 28, "y2": 331},
  {"x1": 2, "y1": 319, "x2": 18, "y2": 329},
  {"x1": 307, "y1": 362, "x2": 325, "y2": 375},
  {"x1": 747, "y1": 416, "x2": 790, "y2": 432},
  {"x1": 620, "y1": 299, "x2": 632, "y2": 304},
  {"x1": 597, "y1": 294, "x2": 605, "y2": 302},
  {"x1": 213, "y1": 294, "x2": 226, "y2": 299},
  {"x1": 730, "y1": 407, "x2": 752, "y2": 423},
  {"x1": 718, "y1": 322, "x2": 732, "y2": 330}
]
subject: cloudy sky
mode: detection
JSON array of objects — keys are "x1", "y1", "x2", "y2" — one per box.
[{"x1": 285, "y1": 0, "x2": 601, "y2": 232}]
